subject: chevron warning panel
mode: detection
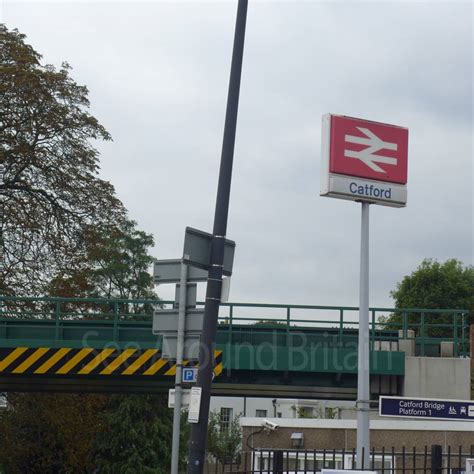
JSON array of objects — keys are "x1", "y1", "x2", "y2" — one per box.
[{"x1": 0, "y1": 347, "x2": 223, "y2": 378}]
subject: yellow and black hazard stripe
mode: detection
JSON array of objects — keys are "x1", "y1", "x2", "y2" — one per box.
[
  {"x1": 0, "y1": 347, "x2": 223, "y2": 378},
  {"x1": 213, "y1": 350, "x2": 223, "y2": 377}
]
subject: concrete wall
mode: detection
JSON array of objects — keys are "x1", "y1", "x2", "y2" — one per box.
[{"x1": 404, "y1": 356, "x2": 471, "y2": 399}]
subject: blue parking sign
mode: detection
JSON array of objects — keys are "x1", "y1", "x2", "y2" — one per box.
[{"x1": 182, "y1": 368, "x2": 198, "y2": 383}]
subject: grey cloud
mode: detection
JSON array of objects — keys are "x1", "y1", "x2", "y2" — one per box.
[{"x1": 3, "y1": 1, "x2": 472, "y2": 310}]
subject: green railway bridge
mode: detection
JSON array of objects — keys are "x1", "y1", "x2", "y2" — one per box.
[{"x1": 0, "y1": 296, "x2": 469, "y2": 399}]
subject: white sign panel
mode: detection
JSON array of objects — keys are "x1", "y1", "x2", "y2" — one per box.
[
  {"x1": 320, "y1": 114, "x2": 409, "y2": 208},
  {"x1": 220, "y1": 276, "x2": 231, "y2": 303},
  {"x1": 168, "y1": 389, "x2": 191, "y2": 408},
  {"x1": 188, "y1": 386, "x2": 202, "y2": 424},
  {"x1": 327, "y1": 174, "x2": 407, "y2": 207}
]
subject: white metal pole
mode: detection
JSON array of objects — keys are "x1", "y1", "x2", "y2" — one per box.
[
  {"x1": 357, "y1": 202, "x2": 370, "y2": 468},
  {"x1": 171, "y1": 262, "x2": 188, "y2": 474}
]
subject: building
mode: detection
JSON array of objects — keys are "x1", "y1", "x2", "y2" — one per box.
[
  {"x1": 209, "y1": 329, "x2": 471, "y2": 423},
  {"x1": 237, "y1": 417, "x2": 474, "y2": 472}
]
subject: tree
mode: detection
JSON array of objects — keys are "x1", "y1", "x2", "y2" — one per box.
[
  {"x1": 91, "y1": 394, "x2": 177, "y2": 473},
  {"x1": 86, "y1": 220, "x2": 156, "y2": 301},
  {"x1": 388, "y1": 259, "x2": 473, "y2": 337},
  {"x1": 48, "y1": 219, "x2": 158, "y2": 314},
  {"x1": 0, "y1": 217, "x2": 163, "y2": 472},
  {"x1": 0, "y1": 25, "x2": 125, "y2": 296},
  {"x1": 0, "y1": 218, "x2": 169, "y2": 472},
  {"x1": 0, "y1": 393, "x2": 108, "y2": 473},
  {"x1": 0, "y1": 27, "x2": 176, "y2": 473},
  {"x1": 206, "y1": 411, "x2": 242, "y2": 464},
  {"x1": 0, "y1": 217, "x2": 164, "y2": 471}
]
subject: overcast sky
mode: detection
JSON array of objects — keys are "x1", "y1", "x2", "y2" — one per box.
[{"x1": 2, "y1": 1, "x2": 472, "y2": 311}]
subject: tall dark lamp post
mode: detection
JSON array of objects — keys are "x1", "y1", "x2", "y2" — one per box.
[{"x1": 186, "y1": 1, "x2": 248, "y2": 473}]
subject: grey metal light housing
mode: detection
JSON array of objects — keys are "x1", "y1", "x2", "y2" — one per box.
[{"x1": 291, "y1": 432, "x2": 304, "y2": 448}]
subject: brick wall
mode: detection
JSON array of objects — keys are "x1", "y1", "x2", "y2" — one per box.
[{"x1": 243, "y1": 426, "x2": 474, "y2": 451}]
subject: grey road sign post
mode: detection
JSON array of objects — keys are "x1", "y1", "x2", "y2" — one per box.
[
  {"x1": 170, "y1": 261, "x2": 188, "y2": 474},
  {"x1": 153, "y1": 308, "x2": 203, "y2": 360},
  {"x1": 183, "y1": 227, "x2": 235, "y2": 276},
  {"x1": 153, "y1": 229, "x2": 235, "y2": 474},
  {"x1": 154, "y1": 259, "x2": 208, "y2": 284},
  {"x1": 357, "y1": 202, "x2": 370, "y2": 468},
  {"x1": 153, "y1": 258, "x2": 202, "y2": 474},
  {"x1": 187, "y1": 1, "x2": 247, "y2": 472}
]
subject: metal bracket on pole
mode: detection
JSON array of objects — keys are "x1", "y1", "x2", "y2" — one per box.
[{"x1": 356, "y1": 399, "x2": 372, "y2": 411}]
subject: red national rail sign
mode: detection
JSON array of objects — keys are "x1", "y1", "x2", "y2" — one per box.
[{"x1": 320, "y1": 114, "x2": 409, "y2": 207}]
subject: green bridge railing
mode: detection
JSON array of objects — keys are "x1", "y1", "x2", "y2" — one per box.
[{"x1": 0, "y1": 296, "x2": 470, "y2": 357}]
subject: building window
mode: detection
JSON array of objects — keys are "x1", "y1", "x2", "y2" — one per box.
[
  {"x1": 298, "y1": 406, "x2": 314, "y2": 418},
  {"x1": 324, "y1": 407, "x2": 340, "y2": 419},
  {"x1": 255, "y1": 409, "x2": 267, "y2": 418},
  {"x1": 277, "y1": 412, "x2": 282, "y2": 418},
  {"x1": 220, "y1": 407, "x2": 233, "y2": 432}
]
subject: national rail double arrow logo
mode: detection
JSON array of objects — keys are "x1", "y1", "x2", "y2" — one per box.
[
  {"x1": 329, "y1": 115, "x2": 408, "y2": 184},
  {"x1": 344, "y1": 127, "x2": 398, "y2": 174}
]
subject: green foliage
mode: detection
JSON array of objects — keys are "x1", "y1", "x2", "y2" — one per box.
[
  {"x1": 0, "y1": 216, "x2": 163, "y2": 473},
  {"x1": 295, "y1": 406, "x2": 312, "y2": 418},
  {"x1": 86, "y1": 220, "x2": 156, "y2": 301},
  {"x1": 387, "y1": 259, "x2": 473, "y2": 337},
  {"x1": 252, "y1": 320, "x2": 287, "y2": 327},
  {"x1": 391, "y1": 259, "x2": 473, "y2": 311},
  {"x1": 0, "y1": 393, "x2": 107, "y2": 473},
  {"x1": 48, "y1": 219, "x2": 157, "y2": 312},
  {"x1": 0, "y1": 26, "x2": 175, "y2": 474},
  {"x1": 207, "y1": 411, "x2": 241, "y2": 464},
  {"x1": 324, "y1": 407, "x2": 339, "y2": 419},
  {"x1": 0, "y1": 25, "x2": 125, "y2": 296},
  {"x1": 294, "y1": 404, "x2": 339, "y2": 419},
  {"x1": 0, "y1": 392, "x2": 183, "y2": 473},
  {"x1": 91, "y1": 395, "x2": 175, "y2": 474}
]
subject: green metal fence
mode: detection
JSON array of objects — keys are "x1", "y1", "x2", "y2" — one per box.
[{"x1": 0, "y1": 296, "x2": 469, "y2": 357}]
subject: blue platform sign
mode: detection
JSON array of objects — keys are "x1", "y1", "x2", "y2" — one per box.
[
  {"x1": 182, "y1": 367, "x2": 198, "y2": 383},
  {"x1": 380, "y1": 396, "x2": 474, "y2": 421}
]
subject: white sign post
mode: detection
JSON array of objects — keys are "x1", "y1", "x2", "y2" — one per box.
[{"x1": 321, "y1": 114, "x2": 408, "y2": 468}]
